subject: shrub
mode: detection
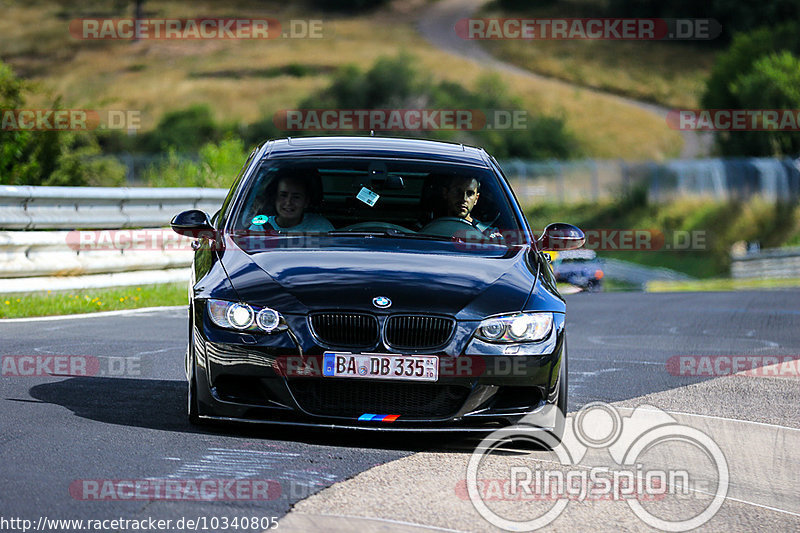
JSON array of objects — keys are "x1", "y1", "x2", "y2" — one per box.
[
  {"x1": 138, "y1": 104, "x2": 220, "y2": 153},
  {"x1": 144, "y1": 138, "x2": 247, "y2": 188},
  {"x1": 0, "y1": 61, "x2": 125, "y2": 186},
  {"x1": 298, "y1": 53, "x2": 579, "y2": 159}
]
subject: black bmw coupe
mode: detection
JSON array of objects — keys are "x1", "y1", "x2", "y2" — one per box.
[{"x1": 171, "y1": 136, "x2": 584, "y2": 441}]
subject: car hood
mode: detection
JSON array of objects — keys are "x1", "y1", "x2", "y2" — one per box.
[{"x1": 220, "y1": 241, "x2": 539, "y2": 320}]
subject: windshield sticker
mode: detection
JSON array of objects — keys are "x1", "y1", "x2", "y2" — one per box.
[
  {"x1": 356, "y1": 187, "x2": 380, "y2": 207},
  {"x1": 251, "y1": 215, "x2": 268, "y2": 225}
]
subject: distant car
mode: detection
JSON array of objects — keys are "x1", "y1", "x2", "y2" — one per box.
[
  {"x1": 552, "y1": 249, "x2": 604, "y2": 292},
  {"x1": 171, "y1": 136, "x2": 584, "y2": 442}
]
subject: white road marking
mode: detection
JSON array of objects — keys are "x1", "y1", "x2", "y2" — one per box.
[
  {"x1": 284, "y1": 513, "x2": 469, "y2": 533},
  {"x1": 572, "y1": 357, "x2": 662, "y2": 366},
  {"x1": 628, "y1": 406, "x2": 800, "y2": 432},
  {"x1": 586, "y1": 334, "x2": 780, "y2": 351},
  {"x1": 0, "y1": 306, "x2": 185, "y2": 323}
]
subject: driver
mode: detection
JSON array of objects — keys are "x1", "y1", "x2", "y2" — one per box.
[{"x1": 443, "y1": 176, "x2": 493, "y2": 233}]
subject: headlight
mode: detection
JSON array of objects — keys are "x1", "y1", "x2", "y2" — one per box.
[
  {"x1": 475, "y1": 312, "x2": 553, "y2": 343},
  {"x1": 207, "y1": 299, "x2": 286, "y2": 334},
  {"x1": 227, "y1": 303, "x2": 254, "y2": 329},
  {"x1": 256, "y1": 308, "x2": 281, "y2": 332}
]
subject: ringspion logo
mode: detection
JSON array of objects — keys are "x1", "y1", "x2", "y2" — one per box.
[{"x1": 467, "y1": 403, "x2": 729, "y2": 531}]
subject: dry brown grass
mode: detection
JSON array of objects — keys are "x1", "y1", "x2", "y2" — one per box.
[
  {"x1": 0, "y1": 0, "x2": 682, "y2": 159},
  {"x1": 479, "y1": 3, "x2": 717, "y2": 109}
]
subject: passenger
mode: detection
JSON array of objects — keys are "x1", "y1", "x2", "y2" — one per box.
[{"x1": 250, "y1": 175, "x2": 333, "y2": 232}]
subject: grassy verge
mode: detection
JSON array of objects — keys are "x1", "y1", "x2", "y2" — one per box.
[
  {"x1": 478, "y1": 3, "x2": 716, "y2": 108},
  {"x1": 647, "y1": 277, "x2": 800, "y2": 292},
  {"x1": 602, "y1": 278, "x2": 641, "y2": 291},
  {"x1": 525, "y1": 196, "x2": 800, "y2": 278},
  {"x1": 0, "y1": 1, "x2": 681, "y2": 160},
  {"x1": 0, "y1": 283, "x2": 187, "y2": 319}
]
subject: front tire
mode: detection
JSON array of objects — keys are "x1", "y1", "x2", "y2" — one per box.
[
  {"x1": 187, "y1": 308, "x2": 205, "y2": 426},
  {"x1": 188, "y1": 363, "x2": 202, "y2": 426},
  {"x1": 549, "y1": 339, "x2": 568, "y2": 444}
]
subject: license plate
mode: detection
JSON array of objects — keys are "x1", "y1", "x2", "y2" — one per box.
[{"x1": 322, "y1": 352, "x2": 439, "y2": 382}]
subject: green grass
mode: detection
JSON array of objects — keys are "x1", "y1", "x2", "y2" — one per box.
[
  {"x1": 601, "y1": 250, "x2": 718, "y2": 279},
  {"x1": 647, "y1": 277, "x2": 800, "y2": 292},
  {"x1": 602, "y1": 278, "x2": 640, "y2": 292},
  {"x1": 0, "y1": 283, "x2": 187, "y2": 319}
]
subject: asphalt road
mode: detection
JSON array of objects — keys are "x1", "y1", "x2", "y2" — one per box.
[{"x1": 0, "y1": 291, "x2": 798, "y2": 531}]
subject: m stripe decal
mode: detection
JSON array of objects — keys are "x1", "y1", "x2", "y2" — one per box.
[{"x1": 358, "y1": 414, "x2": 400, "y2": 422}]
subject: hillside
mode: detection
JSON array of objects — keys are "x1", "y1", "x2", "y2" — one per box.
[{"x1": 0, "y1": 0, "x2": 682, "y2": 159}]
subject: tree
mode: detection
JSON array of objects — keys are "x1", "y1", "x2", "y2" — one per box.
[
  {"x1": 298, "y1": 53, "x2": 578, "y2": 159},
  {"x1": 702, "y1": 22, "x2": 800, "y2": 111},
  {"x1": 718, "y1": 52, "x2": 800, "y2": 156},
  {"x1": 0, "y1": 60, "x2": 125, "y2": 186},
  {"x1": 701, "y1": 22, "x2": 800, "y2": 156}
]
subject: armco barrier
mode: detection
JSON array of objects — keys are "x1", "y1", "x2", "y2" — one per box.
[
  {"x1": 0, "y1": 185, "x2": 227, "y2": 230},
  {"x1": 0, "y1": 185, "x2": 225, "y2": 292},
  {"x1": 0, "y1": 230, "x2": 192, "y2": 279},
  {"x1": 731, "y1": 246, "x2": 800, "y2": 279}
]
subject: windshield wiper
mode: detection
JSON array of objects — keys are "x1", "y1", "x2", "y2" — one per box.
[{"x1": 326, "y1": 229, "x2": 453, "y2": 241}]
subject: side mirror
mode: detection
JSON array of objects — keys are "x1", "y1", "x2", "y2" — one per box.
[
  {"x1": 538, "y1": 223, "x2": 585, "y2": 251},
  {"x1": 170, "y1": 210, "x2": 217, "y2": 240}
]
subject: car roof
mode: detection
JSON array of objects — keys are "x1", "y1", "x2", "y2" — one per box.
[{"x1": 260, "y1": 136, "x2": 491, "y2": 166}]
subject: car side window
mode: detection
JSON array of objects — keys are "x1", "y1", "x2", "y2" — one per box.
[{"x1": 217, "y1": 148, "x2": 257, "y2": 230}]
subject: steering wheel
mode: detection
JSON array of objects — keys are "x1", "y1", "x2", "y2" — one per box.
[
  {"x1": 420, "y1": 217, "x2": 483, "y2": 239},
  {"x1": 341, "y1": 221, "x2": 414, "y2": 233},
  {"x1": 421, "y1": 217, "x2": 507, "y2": 245}
]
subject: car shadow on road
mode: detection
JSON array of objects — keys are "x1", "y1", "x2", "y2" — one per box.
[{"x1": 28, "y1": 377, "x2": 483, "y2": 452}]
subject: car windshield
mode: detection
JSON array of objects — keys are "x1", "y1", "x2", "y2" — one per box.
[{"x1": 229, "y1": 157, "x2": 525, "y2": 247}]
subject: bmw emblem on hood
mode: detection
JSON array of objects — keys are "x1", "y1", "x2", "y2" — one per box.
[{"x1": 372, "y1": 296, "x2": 392, "y2": 309}]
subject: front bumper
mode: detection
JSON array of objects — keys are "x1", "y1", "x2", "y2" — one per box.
[{"x1": 189, "y1": 307, "x2": 566, "y2": 432}]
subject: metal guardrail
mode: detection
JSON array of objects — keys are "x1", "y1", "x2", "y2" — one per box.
[
  {"x1": 501, "y1": 157, "x2": 800, "y2": 203},
  {"x1": 0, "y1": 185, "x2": 227, "y2": 230},
  {"x1": 0, "y1": 185, "x2": 224, "y2": 292},
  {"x1": 0, "y1": 230, "x2": 192, "y2": 279},
  {"x1": 1, "y1": 185, "x2": 797, "y2": 294},
  {"x1": 731, "y1": 246, "x2": 800, "y2": 279}
]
